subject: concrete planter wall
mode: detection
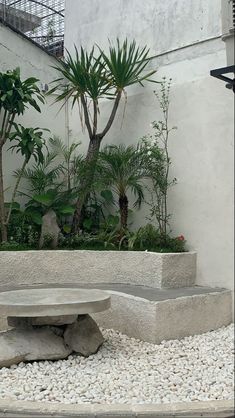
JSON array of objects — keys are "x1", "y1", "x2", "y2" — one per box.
[
  {"x1": 93, "y1": 289, "x2": 232, "y2": 344},
  {"x1": 0, "y1": 250, "x2": 196, "y2": 289}
]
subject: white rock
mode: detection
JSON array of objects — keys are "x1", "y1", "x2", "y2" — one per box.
[{"x1": 0, "y1": 324, "x2": 233, "y2": 404}]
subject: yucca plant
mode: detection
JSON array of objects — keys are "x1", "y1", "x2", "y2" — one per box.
[
  {"x1": 98, "y1": 144, "x2": 145, "y2": 230},
  {"x1": 49, "y1": 39, "x2": 157, "y2": 232}
]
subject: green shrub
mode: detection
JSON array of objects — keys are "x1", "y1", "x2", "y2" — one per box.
[
  {"x1": 0, "y1": 241, "x2": 33, "y2": 251},
  {"x1": 5, "y1": 211, "x2": 39, "y2": 247},
  {"x1": 57, "y1": 223, "x2": 186, "y2": 253},
  {"x1": 125, "y1": 224, "x2": 186, "y2": 252}
]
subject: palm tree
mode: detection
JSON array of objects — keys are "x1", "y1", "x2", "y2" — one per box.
[
  {"x1": 98, "y1": 144, "x2": 145, "y2": 230},
  {"x1": 49, "y1": 39, "x2": 157, "y2": 232}
]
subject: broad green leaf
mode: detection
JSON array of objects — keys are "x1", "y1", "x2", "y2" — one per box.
[
  {"x1": 4, "y1": 202, "x2": 20, "y2": 211},
  {"x1": 25, "y1": 209, "x2": 42, "y2": 225},
  {"x1": 83, "y1": 218, "x2": 93, "y2": 230},
  {"x1": 106, "y1": 214, "x2": 119, "y2": 226},
  {"x1": 100, "y1": 189, "x2": 114, "y2": 203},
  {"x1": 63, "y1": 224, "x2": 72, "y2": 233},
  {"x1": 32, "y1": 193, "x2": 55, "y2": 206},
  {"x1": 57, "y1": 205, "x2": 75, "y2": 215}
]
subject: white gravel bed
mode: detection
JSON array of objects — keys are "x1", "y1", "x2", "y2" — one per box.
[{"x1": 0, "y1": 324, "x2": 234, "y2": 405}]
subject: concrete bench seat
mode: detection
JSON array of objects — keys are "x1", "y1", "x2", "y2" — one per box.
[
  {"x1": 90, "y1": 284, "x2": 232, "y2": 343},
  {"x1": 0, "y1": 283, "x2": 232, "y2": 344}
]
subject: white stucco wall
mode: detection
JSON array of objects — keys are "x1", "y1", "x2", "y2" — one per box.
[
  {"x1": 0, "y1": 23, "x2": 67, "y2": 198},
  {"x1": 64, "y1": 0, "x2": 234, "y2": 290},
  {"x1": 64, "y1": 0, "x2": 222, "y2": 53}
]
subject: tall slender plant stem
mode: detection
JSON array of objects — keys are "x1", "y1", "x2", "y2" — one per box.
[
  {"x1": 100, "y1": 90, "x2": 122, "y2": 139},
  {"x1": 93, "y1": 100, "x2": 98, "y2": 136},
  {"x1": 0, "y1": 112, "x2": 11, "y2": 146},
  {"x1": 6, "y1": 158, "x2": 28, "y2": 225},
  {"x1": 163, "y1": 107, "x2": 170, "y2": 238},
  {"x1": 0, "y1": 109, "x2": 8, "y2": 141},
  {"x1": 80, "y1": 95, "x2": 93, "y2": 139},
  {"x1": 0, "y1": 110, "x2": 16, "y2": 241},
  {"x1": 0, "y1": 147, "x2": 7, "y2": 241}
]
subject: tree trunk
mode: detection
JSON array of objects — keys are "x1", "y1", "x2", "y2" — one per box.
[
  {"x1": 6, "y1": 158, "x2": 27, "y2": 226},
  {"x1": 71, "y1": 90, "x2": 122, "y2": 234},
  {"x1": 0, "y1": 147, "x2": 7, "y2": 242},
  {"x1": 119, "y1": 194, "x2": 128, "y2": 230},
  {"x1": 72, "y1": 136, "x2": 101, "y2": 233}
]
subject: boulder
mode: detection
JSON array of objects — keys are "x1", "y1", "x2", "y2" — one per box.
[
  {"x1": 7, "y1": 317, "x2": 33, "y2": 329},
  {"x1": 32, "y1": 315, "x2": 78, "y2": 326},
  {"x1": 8, "y1": 315, "x2": 78, "y2": 328},
  {"x1": 64, "y1": 314, "x2": 104, "y2": 357},
  {"x1": 39, "y1": 209, "x2": 60, "y2": 249},
  {"x1": 0, "y1": 328, "x2": 72, "y2": 368}
]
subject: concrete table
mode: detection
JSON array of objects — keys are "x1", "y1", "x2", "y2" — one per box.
[{"x1": 0, "y1": 288, "x2": 111, "y2": 368}]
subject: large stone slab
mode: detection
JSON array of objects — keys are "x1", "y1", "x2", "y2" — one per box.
[
  {"x1": 0, "y1": 288, "x2": 111, "y2": 317},
  {"x1": 0, "y1": 250, "x2": 197, "y2": 289},
  {"x1": 0, "y1": 328, "x2": 72, "y2": 368},
  {"x1": 64, "y1": 314, "x2": 104, "y2": 357}
]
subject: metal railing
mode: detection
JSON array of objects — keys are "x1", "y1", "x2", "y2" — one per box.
[{"x1": 0, "y1": 0, "x2": 64, "y2": 57}]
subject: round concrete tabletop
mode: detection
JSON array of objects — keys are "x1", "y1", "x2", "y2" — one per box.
[{"x1": 0, "y1": 288, "x2": 111, "y2": 317}]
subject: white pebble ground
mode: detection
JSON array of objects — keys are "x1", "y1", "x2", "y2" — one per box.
[{"x1": 0, "y1": 324, "x2": 234, "y2": 405}]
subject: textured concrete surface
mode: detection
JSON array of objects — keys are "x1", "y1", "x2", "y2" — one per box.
[
  {"x1": 94, "y1": 291, "x2": 232, "y2": 343},
  {"x1": 92, "y1": 287, "x2": 232, "y2": 343},
  {"x1": 161, "y1": 253, "x2": 197, "y2": 288},
  {"x1": 0, "y1": 288, "x2": 111, "y2": 317},
  {"x1": 79, "y1": 283, "x2": 226, "y2": 301},
  {"x1": 0, "y1": 284, "x2": 232, "y2": 342},
  {"x1": 0, "y1": 251, "x2": 196, "y2": 289},
  {"x1": 0, "y1": 399, "x2": 233, "y2": 417}
]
